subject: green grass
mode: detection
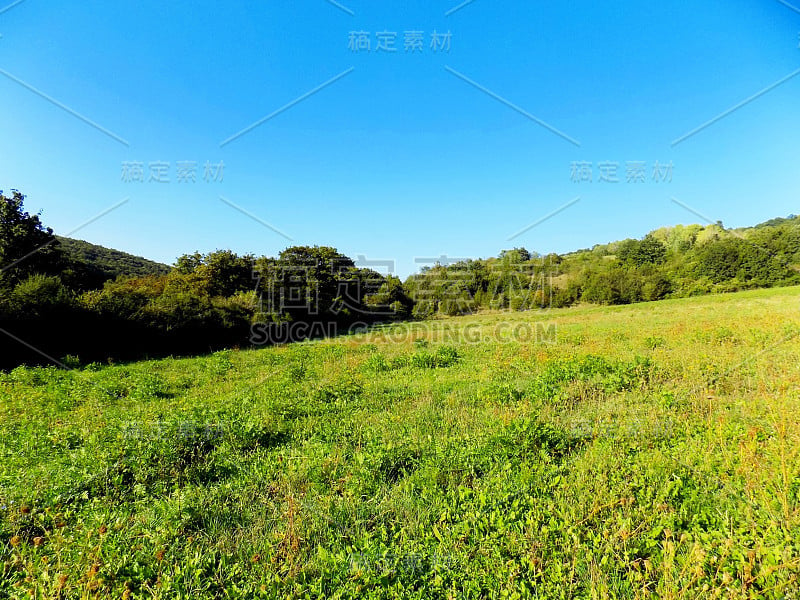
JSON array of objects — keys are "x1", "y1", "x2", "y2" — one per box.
[{"x1": 2, "y1": 286, "x2": 800, "y2": 598}]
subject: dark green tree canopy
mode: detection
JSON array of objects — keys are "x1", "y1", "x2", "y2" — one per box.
[
  {"x1": 617, "y1": 236, "x2": 667, "y2": 266},
  {"x1": 174, "y1": 250, "x2": 255, "y2": 297},
  {"x1": 0, "y1": 190, "x2": 63, "y2": 285}
]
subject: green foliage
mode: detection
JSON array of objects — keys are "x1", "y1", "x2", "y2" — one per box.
[
  {"x1": 2, "y1": 288, "x2": 800, "y2": 597},
  {"x1": 254, "y1": 245, "x2": 389, "y2": 325},
  {"x1": 311, "y1": 375, "x2": 363, "y2": 404},
  {"x1": 364, "y1": 275, "x2": 414, "y2": 319},
  {"x1": 409, "y1": 344, "x2": 460, "y2": 368},
  {"x1": 404, "y1": 217, "x2": 799, "y2": 315},
  {"x1": 405, "y1": 254, "x2": 564, "y2": 316},
  {"x1": 644, "y1": 335, "x2": 666, "y2": 350},
  {"x1": 56, "y1": 236, "x2": 170, "y2": 290},
  {"x1": 411, "y1": 299, "x2": 436, "y2": 320},
  {"x1": 175, "y1": 249, "x2": 255, "y2": 297},
  {"x1": 499, "y1": 247, "x2": 533, "y2": 263},
  {"x1": 0, "y1": 190, "x2": 62, "y2": 286},
  {"x1": 2, "y1": 187, "x2": 799, "y2": 369},
  {"x1": 694, "y1": 237, "x2": 745, "y2": 282},
  {"x1": 526, "y1": 355, "x2": 654, "y2": 404},
  {"x1": 580, "y1": 267, "x2": 645, "y2": 304},
  {"x1": 8, "y1": 274, "x2": 74, "y2": 317},
  {"x1": 617, "y1": 236, "x2": 667, "y2": 266},
  {"x1": 693, "y1": 236, "x2": 791, "y2": 286}
]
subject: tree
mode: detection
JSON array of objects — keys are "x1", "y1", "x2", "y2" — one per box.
[
  {"x1": 365, "y1": 275, "x2": 414, "y2": 318},
  {"x1": 641, "y1": 273, "x2": 672, "y2": 301},
  {"x1": 174, "y1": 251, "x2": 204, "y2": 274},
  {"x1": 500, "y1": 248, "x2": 532, "y2": 263},
  {"x1": 9, "y1": 274, "x2": 74, "y2": 318},
  {"x1": 174, "y1": 250, "x2": 254, "y2": 297},
  {"x1": 579, "y1": 267, "x2": 642, "y2": 305},
  {"x1": 0, "y1": 190, "x2": 63, "y2": 286},
  {"x1": 254, "y1": 246, "x2": 382, "y2": 325},
  {"x1": 199, "y1": 250, "x2": 255, "y2": 297},
  {"x1": 617, "y1": 236, "x2": 667, "y2": 266},
  {"x1": 694, "y1": 238, "x2": 742, "y2": 283}
]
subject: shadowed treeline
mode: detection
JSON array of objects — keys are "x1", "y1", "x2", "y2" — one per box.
[{"x1": 2, "y1": 189, "x2": 799, "y2": 368}]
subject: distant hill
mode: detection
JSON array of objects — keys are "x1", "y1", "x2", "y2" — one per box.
[
  {"x1": 404, "y1": 214, "x2": 800, "y2": 313},
  {"x1": 57, "y1": 236, "x2": 171, "y2": 290}
]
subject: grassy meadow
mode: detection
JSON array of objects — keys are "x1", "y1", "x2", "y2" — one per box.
[{"x1": 2, "y1": 286, "x2": 800, "y2": 598}]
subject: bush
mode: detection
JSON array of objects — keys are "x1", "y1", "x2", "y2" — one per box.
[
  {"x1": 618, "y1": 236, "x2": 667, "y2": 266},
  {"x1": 10, "y1": 275, "x2": 73, "y2": 317},
  {"x1": 410, "y1": 345, "x2": 460, "y2": 369},
  {"x1": 439, "y1": 297, "x2": 473, "y2": 316},
  {"x1": 412, "y1": 300, "x2": 436, "y2": 320},
  {"x1": 642, "y1": 274, "x2": 672, "y2": 301}
]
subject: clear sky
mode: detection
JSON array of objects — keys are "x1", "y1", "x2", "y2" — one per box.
[{"x1": 1, "y1": 0, "x2": 798, "y2": 277}]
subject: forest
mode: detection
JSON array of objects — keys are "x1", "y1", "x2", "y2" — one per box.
[{"x1": 2, "y1": 189, "x2": 799, "y2": 367}]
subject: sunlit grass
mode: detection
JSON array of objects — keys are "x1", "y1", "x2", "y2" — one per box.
[{"x1": 2, "y1": 286, "x2": 800, "y2": 598}]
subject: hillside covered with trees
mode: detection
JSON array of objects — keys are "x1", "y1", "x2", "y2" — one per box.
[
  {"x1": 1, "y1": 189, "x2": 798, "y2": 367},
  {"x1": 405, "y1": 217, "x2": 800, "y2": 315},
  {"x1": 56, "y1": 236, "x2": 170, "y2": 291}
]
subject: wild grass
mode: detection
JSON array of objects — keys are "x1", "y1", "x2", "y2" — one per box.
[{"x1": 2, "y1": 286, "x2": 800, "y2": 598}]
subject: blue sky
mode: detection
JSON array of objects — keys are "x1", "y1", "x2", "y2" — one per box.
[{"x1": 0, "y1": 0, "x2": 798, "y2": 277}]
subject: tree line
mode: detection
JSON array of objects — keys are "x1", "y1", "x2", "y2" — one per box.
[{"x1": 1, "y1": 189, "x2": 798, "y2": 368}]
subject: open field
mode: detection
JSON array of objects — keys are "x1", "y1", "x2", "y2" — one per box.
[{"x1": 2, "y1": 286, "x2": 800, "y2": 598}]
